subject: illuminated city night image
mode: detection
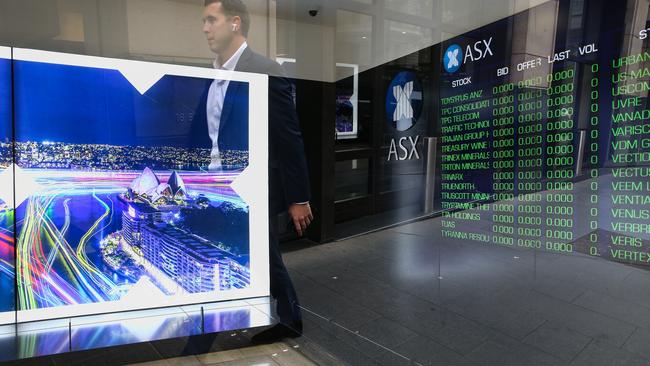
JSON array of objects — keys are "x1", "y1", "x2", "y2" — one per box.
[{"x1": 3, "y1": 58, "x2": 252, "y2": 315}]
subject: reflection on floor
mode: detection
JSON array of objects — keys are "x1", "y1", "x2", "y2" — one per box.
[
  {"x1": 129, "y1": 342, "x2": 316, "y2": 366},
  {"x1": 7, "y1": 172, "x2": 650, "y2": 365},
  {"x1": 279, "y1": 176, "x2": 650, "y2": 365},
  {"x1": 0, "y1": 299, "x2": 276, "y2": 365},
  {"x1": 333, "y1": 203, "x2": 427, "y2": 240}
]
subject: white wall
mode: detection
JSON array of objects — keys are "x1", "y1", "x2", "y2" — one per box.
[
  {"x1": 1, "y1": 0, "x2": 556, "y2": 80},
  {"x1": 274, "y1": 0, "x2": 555, "y2": 82},
  {"x1": 125, "y1": 0, "x2": 270, "y2": 65}
]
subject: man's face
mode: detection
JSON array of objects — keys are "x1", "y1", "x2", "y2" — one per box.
[{"x1": 202, "y1": 3, "x2": 234, "y2": 55}]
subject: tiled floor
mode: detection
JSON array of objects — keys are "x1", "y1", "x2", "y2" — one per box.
[
  {"x1": 275, "y1": 178, "x2": 650, "y2": 365},
  {"x1": 8, "y1": 174, "x2": 650, "y2": 365},
  {"x1": 129, "y1": 343, "x2": 316, "y2": 366}
]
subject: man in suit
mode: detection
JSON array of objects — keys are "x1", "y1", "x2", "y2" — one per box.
[{"x1": 199, "y1": 0, "x2": 313, "y2": 343}]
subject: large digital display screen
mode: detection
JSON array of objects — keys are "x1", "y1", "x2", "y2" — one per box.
[
  {"x1": 4, "y1": 49, "x2": 269, "y2": 323},
  {"x1": 439, "y1": 0, "x2": 650, "y2": 266},
  {"x1": 0, "y1": 46, "x2": 15, "y2": 325}
]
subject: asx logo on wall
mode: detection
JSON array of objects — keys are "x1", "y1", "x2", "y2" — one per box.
[
  {"x1": 385, "y1": 71, "x2": 423, "y2": 132},
  {"x1": 386, "y1": 71, "x2": 423, "y2": 162},
  {"x1": 443, "y1": 37, "x2": 494, "y2": 74}
]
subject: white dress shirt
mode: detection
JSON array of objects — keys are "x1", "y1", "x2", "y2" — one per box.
[
  {"x1": 206, "y1": 43, "x2": 308, "y2": 207},
  {"x1": 207, "y1": 41, "x2": 248, "y2": 170}
]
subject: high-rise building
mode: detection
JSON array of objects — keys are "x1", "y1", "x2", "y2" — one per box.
[
  {"x1": 140, "y1": 223, "x2": 250, "y2": 293},
  {"x1": 121, "y1": 202, "x2": 161, "y2": 246}
]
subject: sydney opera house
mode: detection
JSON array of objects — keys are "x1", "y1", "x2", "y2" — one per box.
[{"x1": 126, "y1": 168, "x2": 188, "y2": 206}]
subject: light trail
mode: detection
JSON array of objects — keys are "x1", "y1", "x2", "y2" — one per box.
[
  {"x1": 60, "y1": 198, "x2": 71, "y2": 236},
  {"x1": 13, "y1": 168, "x2": 247, "y2": 311}
]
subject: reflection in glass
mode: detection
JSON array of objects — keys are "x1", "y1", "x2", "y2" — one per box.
[
  {"x1": 0, "y1": 48, "x2": 15, "y2": 326},
  {"x1": 384, "y1": 21, "x2": 434, "y2": 65},
  {"x1": 335, "y1": 159, "x2": 370, "y2": 202},
  {"x1": 336, "y1": 64, "x2": 359, "y2": 140},
  {"x1": 6, "y1": 301, "x2": 267, "y2": 360},
  {"x1": 438, "y1": 0, "x2": 650, "y2": 269},
  {"x1": 385, "y1": 0, "x2": 434, "y2": 18},
  {"x1": 336, "y1": 10, "x2": 373, "y2": 68}
]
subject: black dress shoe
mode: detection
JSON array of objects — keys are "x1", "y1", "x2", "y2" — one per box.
[{"x1": 251, "y1": 321, "x2": 303, "y2": 344}]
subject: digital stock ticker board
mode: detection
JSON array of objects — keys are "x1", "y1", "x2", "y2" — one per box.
[{"x1": 439, "y1": 0, "x2": 650, "y2": 267}]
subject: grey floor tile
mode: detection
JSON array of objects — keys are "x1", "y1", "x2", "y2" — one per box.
[
  {"x1": 298, "y1": 319, "x2": 382, "y2": 366},
  {"x1": 443, "y1": 286, "x2": 547, "y2": 339},
  {"x1": 537, "y1": 255, "x2": 634, "y2": 297},
  {"x1": 283, "y1": 214, "x2": 650, "y2": 365},
  {"x1": 304, "y1": 314, "x2": 418, "y2": 360},
  {"x1": 476, "y1": 306, "x2": 547, "y2": 340},
  {"x1": 466, "y1": 340, "x2": 567, "y2": 366},
  {"x1": 571, "y1": 341, "x2": 650, "y2": 366},
  {"x1": 523, "y1": 322, "x2": 592, "y2": 361},
  {"x1": 531, "y1": 294, "x2": 636, "y2": 348},
  {"x1": 413, "y1": 310, "x2": 492, "y2": 355},
  {"x1": 343, "y1": 286, "x2": 434, "y2": 316},
  {"x1": 390, "y1": 219, "x2": 441, "y2": 237},
  {"x1": 573, "y1": 290, "x2": 650, "y2": 329},
  {"x1": 374, "y1": 336, "x2": 470, "y2": 366},
  {"x1": 311, "y1": 270, "x2": 395, "y2": 299},
  {"x1": 373, "y1": 351, "x2": 421, "y2": 366},
  {"x1": 600, "y1": 270, "x2": 650, "y2": 310},
  {"x1": 352, "y1": 251, "x2": 441, "y2": 286},
  {"x1": 301, "y1": 315, "x2": 387, "y2": 359},
  {"x1": 532, "y1": 275, "x2": 587, "y2": 303},
  {"x1": 623, "y1": 328, "x2": 650, "y2": 361},
  {"x1": 374, "y1": 299, "x2": 443, "y2": 331},
  {"x1": 355, "y1": 317, "x2": 419, "y2": 352},
  {"x1": 296, "y1": 286, "x2": 383, "y2": 330}
]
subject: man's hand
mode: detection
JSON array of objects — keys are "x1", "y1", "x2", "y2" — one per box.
[{"x1": 288, "y1": 203, "x2": 313, "y2": 237}]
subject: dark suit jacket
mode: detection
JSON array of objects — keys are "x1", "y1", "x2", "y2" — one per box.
[{"x1": 192, "y1": 47, "x2": 311, "y2": 215}]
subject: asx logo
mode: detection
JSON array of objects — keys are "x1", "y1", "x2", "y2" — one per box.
[
  {"x1": 385, "y1": 71, "x2": 423, "y2": 132},
  {"x1": 444, "y1": 44, "x2": 463, "y2": 73},
  {"x1": 443, "y1": 37, "x2": 494, "y2": 73},
  {"x1": 392, "y1": 81, "x2": 414, "y2": 122}
]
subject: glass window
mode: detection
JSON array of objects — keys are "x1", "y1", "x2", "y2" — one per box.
[
  {"x1": 335, "y1": 159, "x2": 370, "y2": 201},
  {"x1": 385, "y1": 0, "x2": 434, "y2": 18},
  {"x1": 384, "y1": 20, "x2": 434, "y2": 61},
  {"x1": 336, "y1": 10, "x2": 373, "y2": 68}
]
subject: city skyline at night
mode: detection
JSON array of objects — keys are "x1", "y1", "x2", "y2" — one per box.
[{"x1": 0, "y1": 141, "x2": 248, "y2": 170}]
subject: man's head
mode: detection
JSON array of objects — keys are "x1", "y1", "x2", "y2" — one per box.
[{"x1": 202, "y1": 0, "x2": 250, "y2": 55}]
